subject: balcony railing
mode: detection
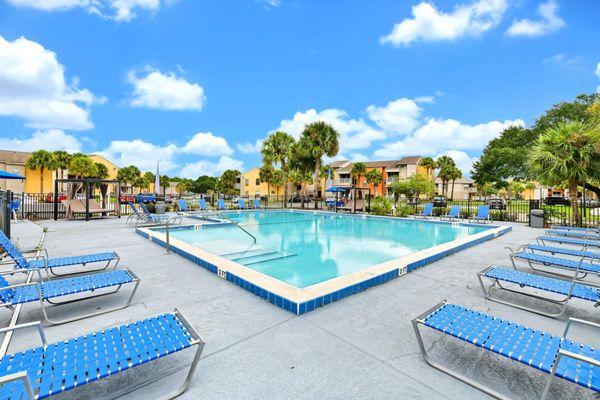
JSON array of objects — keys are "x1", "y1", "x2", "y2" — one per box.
[{"x1": 334, "y1": 178, "x2": 351, "y2": 185}]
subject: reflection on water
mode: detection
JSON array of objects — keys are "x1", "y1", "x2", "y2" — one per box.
[{"x1": 172, "y1": 211, "x2": 490, "y2": 288}]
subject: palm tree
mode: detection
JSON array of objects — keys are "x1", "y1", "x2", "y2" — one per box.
[
  {"x1": 529, "y1": 121, "x2": 600, "y2": 225},
  {"x1": 418, "y1": 157, "x2": 437, "y2": 179},
  {"x1": 261, "y1": 131, "x2": 296, "y2": 208},
  {"x1": 436, "y1": 156, "x2": 456, "y2": 197},
  {"x1": 299, "y1": 122, "x2": 340, "y2": 208},
  {"x1": 26, "y1": 150, "x2": 57, "y2": 193},
  {"x1": 52, "y1": 150, "x2": 71, "y2": 181},
  {"x1": 350, "y1": 162, "x2": 367, "y2": 187},
  {"x1": 271, "y1": 169, "x2": 284, "y2": 199},
  {"x1": 365, "y1": 169, "x2": 383, "y2": 195},
  {"x1": 259, "y1": 164, "x2": 275, "y2": 201},
  {"x1": 449, "y1": 166, "x2": 462, "y2": 200}
]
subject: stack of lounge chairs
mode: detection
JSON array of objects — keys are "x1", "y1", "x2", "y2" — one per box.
[
  {"x1": 413, "y1": 224, "x2": 600, "y2": 399},
  {"x1": 0, "y1": 227, "x2": 203, "y2": 399},
  {"x1": 413, "y1": 204, "x2": 491, "y2": 223},
  {"x1": 127, "y1": 201, "x2": 182, "y2": 227}
]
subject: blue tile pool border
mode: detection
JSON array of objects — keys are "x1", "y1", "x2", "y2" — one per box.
[{"x1": 136, "y1": 214, "x2": 512, "y2": 315}]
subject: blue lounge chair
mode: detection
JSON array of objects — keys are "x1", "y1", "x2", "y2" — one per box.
[
  {"x1": 0, "y1": 268, "x2": 140, "y2": 325},
  {"x1": 137, "y1": 203, "x2": 182, "y2": 226},
  {"x1": 469, "y1": 205, "x2": 491, "y2": 223},
  {"x1": 538, "y1": 235, "x2": 600, "y2": 249},
  {"x1": 524, "y1": 243, "x2": 600, "y2": 260},
  {"x1": 126, "y1": 201, "x2": 144, "y2": 225},
  {"x1": 178, "y1": 199, "x2": 189, "y2": 213},
  {"x1": 552, "y1": 225, "x2": 600, "y2": 234},
  {"x1": 238, "y1": 198, "x2": 246, "y2": 209},
  {"x1": 9, "y1": 199, "x2": 21, "y2": 221},
  {"x1": 0, "y1": 310, "x2": 204, "y2": 399},
  {"x1": 413, "y1": 302, "x2": 600, "y2": 400},
  {"x1": 199, "y1": 198, "x2": 208, "y2": 212},
  {"x1": 218, "y1": 198, "x2": 227, "y2": 211},
  {"x1": 253, "y1": 199, "x2": 261, "y2": 209},
  {"x1": 0, "y1": 229, "x2": 120, "y2": 277},
  {"x1": 414, "y1": 203, "x2": 433, "y2": 219},
  {"x1": 477, "y1": 265, "x2": 599, "y2": 317},
  {"x1": 509, "y1": 249, "x2": 600, "y2": 280},
  {"x1": 440, "y1": 205, "x2": 460, "y2": 221},
  {"x1": 547, "y1": 229, "x2": 600, "y2": 240}
]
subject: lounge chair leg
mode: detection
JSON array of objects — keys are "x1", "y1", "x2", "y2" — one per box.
[
  {"x1": 412, "y1": 318, "x2": 513, "y2": 400},
  {"x1": 158, "y1": 340, "x2": 205, "y2": 400}
]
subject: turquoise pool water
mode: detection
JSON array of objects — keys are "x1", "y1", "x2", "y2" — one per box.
[{"x1": 173, "y1": 211, "x2": 491, "y2": 288}]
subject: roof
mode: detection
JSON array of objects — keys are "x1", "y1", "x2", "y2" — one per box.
[
  {"x1": 435, "y1": 176, "x2": 475, "y2": 184},
  {"x1": 337, "y1": 156, "x2": 423, "y2": 172},
  {"x1": 0, "y1": 150, "x2": 30, "y2": 165},
  {"x1": 329, "y1": 160, "x2": 350, "y2": 168}
]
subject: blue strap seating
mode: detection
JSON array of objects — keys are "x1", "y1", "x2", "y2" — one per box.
[
  {"x1": 0, "y1": 311, "x2": 204, "y2": 399},
  {"x1": 525, "y1": 244, "x2": 600, "y2": 260},
  {"x1": 552, "y1": 225, "x2": 600, "y2": 234},
  {"x1": 0, "y1": 230, "x2": 120, "y2": 277},
  {"x1": 218, "y1": 199, "x2": 226, "y2": 210},
  {"x1": 538, "y1": 235, "x2": 600, "y2": 249},
  {"x1": 238, "y1": 198, "x2": 246, "y2": 209},
  {"x1": 414, "y1": 203, "x2": 433, "y2": 219},
  {"x1": 511, "y1": 251, "x2": 600, "y2": 276},
  {"x1": 253, "y1": 199, "x2": 261, "y2": 209},
  {"x1": 0, "y1": 269, "x2": 140, "y2": 325},
  {"x1": 136, "y1": 203, "x2": 182, "y2": 227},
  {"x1": 547, "y1": 229, "x2": 600, "y2": 240},
  {"x1": 478, "y1": 266, "x2": 599, "y2": 317},
  {"x1": 469, "y1": 205, "x2": 491, "y2": 224},
  {"x1": 413, "y1": 302, "x2": 600, "y2": 399}
]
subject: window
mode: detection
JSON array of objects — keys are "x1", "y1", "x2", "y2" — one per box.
[
  {"x1": 256, "y1": 179, "x2": 260, "y2": 185},
  {"x1": 245, "y1": 179, "x2": 249, "y2": 186},
  {"x1": 245, "y1": 191, "x2": 249, "y2": 196}
]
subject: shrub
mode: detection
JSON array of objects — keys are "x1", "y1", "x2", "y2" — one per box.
[
  {"x1": 371, "y1": 197, "x2": 393, "y2": 215},
  {"x1": 394, "y1": 204, "x2": 413, "y2": 217}
]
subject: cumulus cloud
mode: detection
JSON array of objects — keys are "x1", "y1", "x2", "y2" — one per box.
[
  {"x1": 380, "y1": 0, "x2": 507, "y2": 46},
  {"x1": 543, "y1": 53, "x2": 582, "y2": 69},
  {"x1": 182, "y1": 132, "x2": 233, "y2": 156},
  {"x1": 236, "y1": 139, "x2": 264, "y2": 154},
  {"x1": 0, "y1": 129, "x2": 83, "y2": 152},
  {"x1": 506, "y1": 0, "x2": 565, "y2": 37},
  {"x1": 128, "y1": 68, "x2": 206, "y2": 111},
  {"x1": 179, "y1": 156, "x2": 244, "y2": 178},
  {"x1": 99, "y1": 139, "x2": 180, "y2": 172},
  {"x1": 0, "y1": 35, "x2": 100, "y2": 131},
  {"x1": 6, "y1": 0, "x2": 167, "y2": 22},
  {"x1": 366, "y1": 97, "x2": 423, "y2": 134}
]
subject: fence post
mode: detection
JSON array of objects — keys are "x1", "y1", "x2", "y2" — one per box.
[
  {"x1": 21, "y1": 192, "x2": 24, "y2": 220},
  {"x1": 53, "y1": 180, "x2": 59, "y2": 221}
]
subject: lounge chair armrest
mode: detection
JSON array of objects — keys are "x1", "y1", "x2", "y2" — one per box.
[
  {"x1": 557, "y1": 348, "x2": 600, "y2": 368},
  {"x1": 562, "y1": 317, "x2": 600, "y2": 339},
  {"x1": 0, "y1": 321, "x2": 47, "y2": 346},
  {"x1": 0, "y1": 371, "x2": 36, "y2": 399},
  {"x1": 0, "y1": 269, "x2": 29, "y2": 277},
  {"x1": 0, "y1": 281, "x2": 37, "y2": 292}
]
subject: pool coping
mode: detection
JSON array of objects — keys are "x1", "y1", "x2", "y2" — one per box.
[{"x1": 136, "y1": 210, "x2": 512, "y2": 315}]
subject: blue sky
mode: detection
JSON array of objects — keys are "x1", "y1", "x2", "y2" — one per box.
[{"x1": 0, "y1": 0, "x2": 598, "y2": 178}]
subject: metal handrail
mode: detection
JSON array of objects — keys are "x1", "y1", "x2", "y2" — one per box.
[{"x1": 214, "y1": 213, "x2": 257, "y2": 245}]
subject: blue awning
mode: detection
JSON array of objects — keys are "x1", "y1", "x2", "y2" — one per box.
[
  {"x1": 0, "y1": 170, "x2": 24, "y2": 179},
  {"x1": 325, "y1": 186, "x2": 348, "y2": 193}
]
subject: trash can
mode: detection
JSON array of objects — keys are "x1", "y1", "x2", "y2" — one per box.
[
  {"x1": 530, "y1": 209, "x2": 544, "y2": 228},
  {"x1": 155, "y1": 201, "x2": 166, "y2": 214}
]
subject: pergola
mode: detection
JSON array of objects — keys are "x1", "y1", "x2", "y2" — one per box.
[
  {"x1": 54, "y1": 178, "x2": 121, "y2": 221},
  {"x1": 325, "y1": 186, "x2": 372, "y2": 213}
]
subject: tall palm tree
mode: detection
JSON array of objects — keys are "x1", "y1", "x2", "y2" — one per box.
[
  {"x1": 365, "y1": 169, "x2": 383, "y2": 195},
  {"x1": 259, "y1": 164, "x2": 275, "y2": 201},
  {"x1": 529, "y1": 121, "x2": 600, "y2": 225},
  {"x1": 436, "y1": 155, "x2": 456, "y2": 197},
  {"x1": 52, "y1": 150, "x2": 71, "y2": 181},
  {"x1": 26, "y1": 150, "x2": 57, "y2": 193},
  {"x1": 449, "y1": 166, "x2": 462, "y2": 201},
  {"x1": 261, "y1": 131, "x2": 296, "y2": 207},
  {"x1": 298, "y1": 122, "x2": 340, "y2": 208},
  {"x1": 350, "y1": 162, "x2": 367, "y2": 187}
]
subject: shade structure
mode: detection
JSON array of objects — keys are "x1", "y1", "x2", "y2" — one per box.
[
  {"x1": 0, "y1": 170, "x2": 24, "y2": 179},
  {"x1": 325, "y1": 186, "x2": 348, "y2": 193}
]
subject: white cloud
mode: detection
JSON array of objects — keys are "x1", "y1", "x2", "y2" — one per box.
[
  {"x1": 99, "y1": 139, "x2": 179, "y2": 171},
  {"x1": 236, "y1": 139, "x2": 263, "y2": 154},
  {"x1": 374, "y1": 118, "x2": 524, "y2": 158},
  {"x1": 0, "y1": 129, "x2": 83, "y2": 152},
  {"x1": 349, "y1": 153, "x2": 369, "y2": 162},
  {"x1": 506, "y1": 0, "x2": 565, "y2": 37},
  {"x1": 180, "y1": 156, "x2": 244, "y2": 178},
  {"x1": 543, "y1": 53, "x2": 581, "y2": 69},
  {"x1": 181, "y1": 132, "x2": 233, "y2": 156},
  {"x1": 6, "y1": 0, "x2": 166, "y2": 22},
  {"x1": 262, "y1": 0, "x2": 280, "y2": 7},
  {"x1": 128, "y1": 68, "x2": 205, "y2": 111},
  {"x1": 0, "y1": 35, "x2": 99, "y2": 131},
  {"x1": 380, "y1": 0, "x2": 507, "y2": 46},
  {"x1": 435, "y1": 149, "x2": 477, "y2": 175},
  {"x1": 366, "y1": 97, "x2": 423, "y2": 134}
]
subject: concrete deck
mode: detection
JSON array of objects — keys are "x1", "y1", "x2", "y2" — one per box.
[{"x1": 4, "y1": 217, "x2": 597, "y2": 399}]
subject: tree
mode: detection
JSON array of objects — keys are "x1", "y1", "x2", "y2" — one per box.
[
  {"x1": 259, "y1": 164, "x2": 275, "y2": 198},
  {"x1": 365, "y1": 169, "x2": 383, "y2": 195},
  {"x1": 418, "y1": 157, "x2": 437, "y2": 178},
  {"x1": 528, "y1": 121, "x2": 600, "y2": 225},
  {"x1": 191, "y1": 175, "x2": 217, "y2": 194},
  {"x1": 159, "y1": 175, "x2": 170, "y2": 194},
  {"x1": 392, "y1": 174, "x2": 435, "y2": 204},
  {"x1": 176, "y1": 180, "x2": 191, "y2": 195},
  {"x1": 52, "y1": 150, "x2": 71, "y2": 181},
  {"x1": 270, "y1": 169, "x2": 284, "y2": 199},
  {"x1": 261, "y1": 131, "x2": 295, "y2": 207},
  {"x1": 448, "y1": 166, "x2": 462, "y2": 200},
  {"x1": 299, "y1": 121, "x2": 340, "y2": 208},
  {"x1": 218, "y1": 169, "x2": 240, "y2": 196},
  {"x1": 350, "y1": 162, "x2": 367, "y2": 186},
  {"x1": 117, "y1": 165, "x2": 141, "y2": 191},
  {"x1": 133, "y1": 176, "x2": 148, "y2": 192},
  {"x1": 508, "y1": 181, "x2": 526, "y2": 200},
  {"x1": 26, "y1": 150, "x2": 57, "y2": 193},
  {"x1": 436, "y1": 156, "x2": 456, "y2": 197},
  {"x1": 67, "y1": 154, "x2": 97, "y2": 197}
]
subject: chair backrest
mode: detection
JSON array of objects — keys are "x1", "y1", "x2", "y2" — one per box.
[
  {"x1": 253, "y1": 199, "x2": 260, "y2": 208},
  {"x1": 218, "y1": 199, "x2": 226, "y2": 210},
  {"x1": 199, "y1": 198, "x2": 207, "y2": 210},
  {"x1": 0, "y1": 275, "x2": 15, "y2": 303},
  {"x1": 477, "y1": 205, "x2": 489, "y2": 218},
  {"x1": 449, "y1": 205, "x2": 460, "y2": 217},
  {"x1": 178, "y1": 199, "x2": 188, "y2": 211},
  {"x1": 238, "y1": 199, "x2": 245, "y2": 209},
  {"x1": 423, "y1": 203, "x2": 433, "y2": 215},
  {"x1": 9, "y1": 199, "x2": 21, "y2": 210},
  {"x1": 139, "y1": 202, "x2": 151, "y2": 215},
  {"x1": 0, "y1": 229, "x2": 29, "y2": 270},
  {"x1": 128, "y1": 202, "x2": 140, "y2": 215}
]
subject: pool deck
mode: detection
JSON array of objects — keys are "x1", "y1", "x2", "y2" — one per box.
[{"x1": 4, "y1": 216, "x2": 597, "y2": 399}]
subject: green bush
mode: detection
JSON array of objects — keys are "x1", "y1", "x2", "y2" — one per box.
[
  {"x1": 371, "y1": 197, "x2": 393, "y2": 216},
  {"x1": 394, "y1": 204, "x2": 413, "y2": 217}
]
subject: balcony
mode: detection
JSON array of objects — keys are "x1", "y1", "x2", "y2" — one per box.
[
  {"x1": 385, "y1": 177, "x2": 399, "y2": 185},
  {"x1": 334, "y1": 178, "x2": 351, "y2": 185}
]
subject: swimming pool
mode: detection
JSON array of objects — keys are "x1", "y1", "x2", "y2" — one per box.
[{"x1": 138, "y1": 210, "x2": 511, "y2": 314}]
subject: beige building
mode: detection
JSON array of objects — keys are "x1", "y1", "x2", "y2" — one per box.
[
  {"x1": 239, "y1": 167, "x2": 285, "y2": 198},
  {"x1": 435, "y1": 176, "x2": 477, "y2": 200}
]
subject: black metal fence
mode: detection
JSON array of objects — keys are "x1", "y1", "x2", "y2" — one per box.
[{"x1": 9, "y1": 192, "x2": 600, "y2": 227}]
